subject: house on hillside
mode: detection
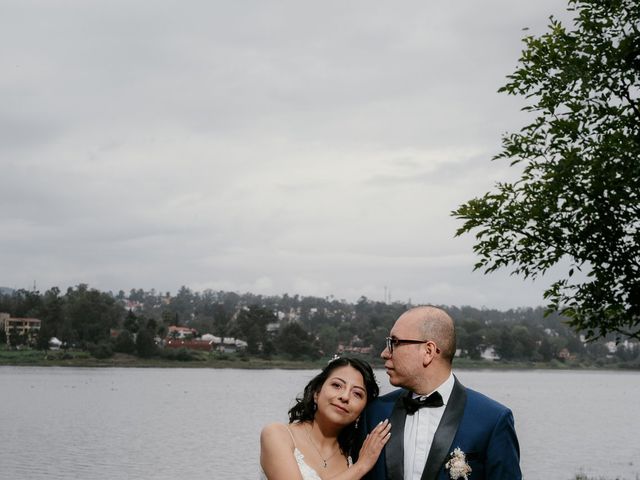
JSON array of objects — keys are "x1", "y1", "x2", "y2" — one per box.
[
  {"x1": 167, "y1": 325, "x2": 198, "y2": 339},
  {"x1": 163, "y1": 330, "x2": 248, "y2": 353},
  {"x1": 480, "y1": 346, "x2": 500, "y2": 361},
  {"x1": 165, "y1": 338, "x2": 213, "y2": 351},
  {"x1": 0, "y1": 312, "x2": 41, "y2": 345},
  {"x1": 218, "y1": 337, "x2": 248, "y2": 353}
]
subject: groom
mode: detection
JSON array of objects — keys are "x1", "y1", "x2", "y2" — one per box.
[{"x1": 360, "y1": 306, "x2": 521, "y2": 480}]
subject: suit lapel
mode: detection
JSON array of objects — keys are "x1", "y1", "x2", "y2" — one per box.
[
  {"x1": 420, "y1": 377, "x2": 467, "y2": 480},
  {"x1": 385, "y1": 391, "x2": 410, "y2": 480}
]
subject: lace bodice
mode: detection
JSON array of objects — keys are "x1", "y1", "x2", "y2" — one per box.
[
  {"x1": 259, "y1": 447, "x2": 321, "y2": 480},
  {"x1": 293, "y1": 448, "x2": 323, "y2": 480}
]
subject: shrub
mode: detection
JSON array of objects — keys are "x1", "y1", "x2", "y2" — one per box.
[
  {"x1": 113, "y1": 331, "x2": 136, "y2": 354},
  {"x1": 88, "y1": 342, "x2": 113, "y2": 359},
  {"x1": 160, "y1": 347, "x2": 196, "y2": 361}
]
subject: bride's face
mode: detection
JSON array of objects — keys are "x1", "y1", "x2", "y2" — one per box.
[{"x1": 313, "y1": 365, "x2": 367, "y2": 426}]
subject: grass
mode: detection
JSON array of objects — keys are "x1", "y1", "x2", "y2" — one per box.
[
  {"x1": 0, "y1": 347, "x2": 327, "y2": 369},
  {"x1": 1, "y1": 346, "x2": 637, "y2": 371}
]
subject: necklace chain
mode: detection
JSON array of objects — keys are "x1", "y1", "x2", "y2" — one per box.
[{"x1": 305, "y1": 423, "x2": 340, "y2": 469}]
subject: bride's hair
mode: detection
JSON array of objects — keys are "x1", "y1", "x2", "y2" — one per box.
[{"x1": 288, "y1": 356, "x2": 379, "y2": 456}]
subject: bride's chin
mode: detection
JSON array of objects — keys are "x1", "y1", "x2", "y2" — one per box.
[{"x1": 315, "y1": 412, "x2": 352, "y2": 429}]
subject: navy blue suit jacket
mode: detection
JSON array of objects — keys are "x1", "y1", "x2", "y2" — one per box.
[{"x1": 359, "y1": 376, "x2": 521, "y2": 480}]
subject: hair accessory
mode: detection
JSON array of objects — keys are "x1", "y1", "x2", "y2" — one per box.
[{"x1": 328, "y1": 354, "x2": 341, "y2": 364}]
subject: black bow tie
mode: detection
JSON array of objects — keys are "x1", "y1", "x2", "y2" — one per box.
[{"x1": 403, "y1": 392, "x2": 444, "y2": 414}]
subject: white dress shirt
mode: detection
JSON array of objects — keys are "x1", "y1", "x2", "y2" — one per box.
[{"x1": 403, "y1": 372, "x2": 455, "y2": 480}]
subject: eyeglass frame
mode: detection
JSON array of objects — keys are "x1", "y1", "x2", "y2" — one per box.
[{"x1": 385, "y1": 336, "x2": 441, "y2": 355}]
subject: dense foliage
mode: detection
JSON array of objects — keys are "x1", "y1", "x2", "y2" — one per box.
[
  {"x1": 453, "y1": 0, "x2": 640, "y2": 342},
  {"x1": 1, "y1": 285, "x2": 639, "y2": 367}
]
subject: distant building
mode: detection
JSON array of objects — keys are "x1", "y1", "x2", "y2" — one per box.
[
  {"x1": 266, "y1": 322, "x2": 280, "y2": 334},
  {"x1": 49, "y1": 337, "x2": 63, "y2": 350},
  {"x1": 162, "y1": 328, "x2": 248, "y2": 353},
  {"x1": 164, "y1": 334, "x2": 248, "y2": 353},
  {"x1": 0, "y1": 312, "x2": 41, "y2": 344},
  {"x1": 167, "y1": 325, "x2": 198, "y2": 339},
  {"x1": 604, "y1": 341, "x2": 618, "y2": 354},
  {"x1": 557, "y1": 348, "x2": 574, "y2": 361},
  {"x1": 165, "y1": 338, "x2": 214, "y2": 351},
  {"x1": 337, "y1": 343, "x2": 374, "y2": 355},
  {"x1": 480, "y1": 346, "x2": 500, "y2": 361}
]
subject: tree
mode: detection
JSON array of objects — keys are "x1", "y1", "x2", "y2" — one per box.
[
  {"x1": 169, "y1": 286, "x2": 195, "y2": 323},
  {"x1": 63, "y1": 284, "x2": 124, "y2": 345},
  {"x1": 36, "y1": 287, "x2": 64, "y2": 350},
  {"x1": 8, "y1": 323, "x2": 23, "y2": 348},
  {"x1": 113, "y1": 330, "x2": 136, "y2": 354},
  {"x1": 453, "y1": 0, "x2": 640, "y2": 342},
  {"x1": 317, "y1": 324, "x2": 339, "y2": 356},
  {"x1": 136, "y1": 329, "x2": 157, "y2": 358},
  {"x1": 275, "y1": 322, "x2": 320, "y2": 360},
  {"x1": 161, "y1": 309, "x2": 177, "y2": 327},
  {"x1": 145, "y1": 317, "x2": 158, "y2": 334},
  {"x1": 538, "y1": 336, "x2": 554, "y2": 362},
  {"x1": 493, "y1": 329, "x2": 516, "y2": 361},
  {"x1": 123, "y1": 310, "x2": 140, "y2": 334},
  {"x1": 212, "y1": 304, "x2": 231, "y2": 338},
  {"x1": 230, "y1": 305, "x2": 276, "y2": 354},
  {"x1": 456, "y1": 319, "x2": 484, "y2": 360}
]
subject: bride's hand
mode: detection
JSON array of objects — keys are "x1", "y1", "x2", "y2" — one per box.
[{"x1": 355, "y1": 419, "x2": 391, "y2": 472}]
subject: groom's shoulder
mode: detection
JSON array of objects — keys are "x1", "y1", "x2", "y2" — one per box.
[
  {"x1": 364, "y1": 388, "x2": 404, "y2": 419},
  {"x1": 375, "y1": 388, "x2": 405, "y2": 405},
  {"x1": 464, "y1": 385, "x2": 512, "y2": 415}
]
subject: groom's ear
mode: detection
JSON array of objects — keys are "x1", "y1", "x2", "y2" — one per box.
[{"x1": 422, "y1": 341, "x2": 438, "y2": 366}]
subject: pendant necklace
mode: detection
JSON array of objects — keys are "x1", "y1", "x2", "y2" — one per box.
[{"x1": 306, "y1": 423, "x2": 340, "y2": 469}]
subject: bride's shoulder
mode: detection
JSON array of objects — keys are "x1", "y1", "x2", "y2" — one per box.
[{"x1": 260, "y1": 422, "x2": 293, "y2": 443}]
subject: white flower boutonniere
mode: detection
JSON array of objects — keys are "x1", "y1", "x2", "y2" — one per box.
[{"x1": 445, "y1": 448, "x2": 472, "y2": 480}]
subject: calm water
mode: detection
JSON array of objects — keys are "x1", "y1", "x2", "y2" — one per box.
[{"x1": 1, "y1": 366, "x2": 639, "y2": 480}]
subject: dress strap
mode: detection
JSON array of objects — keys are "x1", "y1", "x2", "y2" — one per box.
[{"x1": 285, "y1": 425, "x2": 297, "y2": 448}]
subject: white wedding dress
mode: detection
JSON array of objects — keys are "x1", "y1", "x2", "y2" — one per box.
[
  {"x1": 260, "y1": 426, "x2": 351, "y2": 480},
  {"x1": 290, "y1": 447, "x2": 324, "y2": 480}
]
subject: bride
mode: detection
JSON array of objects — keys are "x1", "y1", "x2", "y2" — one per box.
[{"x1": 260, "y1": 356, "x2": 391, "y2": 480}]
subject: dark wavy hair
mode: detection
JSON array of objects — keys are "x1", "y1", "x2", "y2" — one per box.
[{"x1": 288, "y1": 356, "x2": 379, "y2": 456}]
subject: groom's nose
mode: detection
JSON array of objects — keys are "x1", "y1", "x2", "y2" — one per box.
[{"x1": 381, "y1": 346, "x2": 391, "y2": 360}]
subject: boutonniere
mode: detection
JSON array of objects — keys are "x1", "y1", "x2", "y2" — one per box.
[{"x1": 445, "y1": 448, "x2": 472, "y2": 480}]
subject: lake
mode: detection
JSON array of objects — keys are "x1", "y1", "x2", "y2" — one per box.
[{"x1": 1, "y1": 366, "x2": 638, "y2": 479}]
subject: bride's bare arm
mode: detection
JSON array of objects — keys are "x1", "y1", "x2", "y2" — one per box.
[
  {"x1": 328, "y1": 420, "x2": 391, "y2": 480},
  {"x1": 260, "y1": 423, "x2": 304, "y2": 480}
]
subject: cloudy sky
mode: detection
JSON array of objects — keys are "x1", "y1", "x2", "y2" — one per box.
[{"x1": 1, "y1": 1, "x2": 573, "y2": 309}]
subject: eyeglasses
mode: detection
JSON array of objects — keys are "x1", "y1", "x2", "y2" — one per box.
[{"x1": 385, "y1": 337, "x2": 440, "y2": 355}]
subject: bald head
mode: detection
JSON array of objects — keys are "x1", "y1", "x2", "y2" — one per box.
[{"x1": 397, "y1": 306, "x2": 456, "y2": 363}]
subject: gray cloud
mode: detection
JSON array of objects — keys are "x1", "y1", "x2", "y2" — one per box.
[{"x1": 0, "y1": 0, "x2": 572, "y2": 308}]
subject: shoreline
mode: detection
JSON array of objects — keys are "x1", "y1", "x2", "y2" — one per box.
[{"x1": 1, "y1": 350, "x2": 638, "y2": 371}]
